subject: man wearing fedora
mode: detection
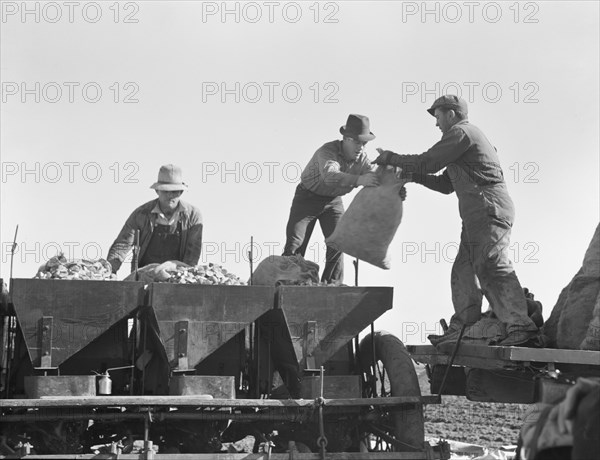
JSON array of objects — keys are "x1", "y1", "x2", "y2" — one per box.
[
  {"x1": 107, "y1": 164, "x2": 203, "y2": 274},
  {"x1": 282, "y1": 114, "x2": 381, "y2": 283},
  {"x1": 374, "y1": 95, "x2": 540, "y2": 347}
]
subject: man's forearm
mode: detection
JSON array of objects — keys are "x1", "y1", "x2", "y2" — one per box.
[
  {"x1": 412, "y1": 173, "x2": 454, "y2": 194},
  {"x1": 378, "y1": 129, "x2": 470, "y2": 175},
  {"x1": 107, "y1": 240, "x2": 132, "y2": 272},
  {"x1": 106, "y1": 224, "x2": 136, "y2": 272}
]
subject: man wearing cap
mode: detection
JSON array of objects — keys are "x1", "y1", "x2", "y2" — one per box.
[
  {"x1": 107, "y1": 164, "x2": 203, "y2": 274},
  {"x1": 282, "y1": 114, "x2": 383, "y2": 283},
  {"x1": 373, "y1": 95, "x2": 540, "y2": 347}
]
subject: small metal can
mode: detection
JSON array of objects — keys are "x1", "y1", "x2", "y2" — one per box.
[{"x1": 98, "y1": 372, "x2": 112, "y2": 395}]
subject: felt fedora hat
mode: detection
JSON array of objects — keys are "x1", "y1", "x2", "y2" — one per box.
[
  {"x1": 150, "y1": 164, "x2": 188, "y2": 191},
  {"x1": 339, "y1": 114, "x2": 375, "y2": 142}
]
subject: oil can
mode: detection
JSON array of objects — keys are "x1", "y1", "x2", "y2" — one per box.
[{"x1": 98, "y1": 372, "x2": 112, "y2": 395}]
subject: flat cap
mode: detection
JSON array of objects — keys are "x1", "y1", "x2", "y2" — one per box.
[{"x1": 427, "y1": 95, "x2": 468, "y2": 116}]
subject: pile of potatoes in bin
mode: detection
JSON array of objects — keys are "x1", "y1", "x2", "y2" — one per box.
[{"x1": 35, "y1": 254, "x2": 116, "y2": 280}]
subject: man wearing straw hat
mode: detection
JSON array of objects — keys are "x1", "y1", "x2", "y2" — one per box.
[{"x1": 107, "y1": 164, "x2": 203, "y2": 274}]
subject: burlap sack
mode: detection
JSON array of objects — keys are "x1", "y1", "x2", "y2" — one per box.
[
  {"x1": 556, "y1": 276, "x2": 600, "y2": 349},
  {"x1": 580, "y1": 291, "x2": 600, "y2": 350},
  {"x1": 326, "y1": 166, "x2": 407, "y2": 269},
  {"x1": 124, "y1": 260, "x2": 191, "y2": 284},
  {"x1": 543, "y1": 224, "x2": 600, "y2": 349},
  {"x1": 251, "y1": 255, "x2": 319, "y2": 286}
]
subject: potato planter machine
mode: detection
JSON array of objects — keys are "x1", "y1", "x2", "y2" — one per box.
[{"x1": 0, "y1": 278, "x2": 449, "y2": 459}]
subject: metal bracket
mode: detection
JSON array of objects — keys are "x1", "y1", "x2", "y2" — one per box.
[
  {"x1": 174, "y1": 320, "x2": 189, "y2": 371},
  {"x1": 40, "y1": 316, "x2": 53, "y2": 368},
  {"x1": 303, "y1": 321, "x2": 317, "y2": 370}
]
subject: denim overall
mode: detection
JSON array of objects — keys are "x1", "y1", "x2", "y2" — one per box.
[{"x1": 444, "y1": 129, "x2": 537, "y2": 334}]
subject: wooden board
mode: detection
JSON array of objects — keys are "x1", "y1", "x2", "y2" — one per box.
[
  {"x1": 407, "y1": 344, "x2": 600, "y2": 369},
  {"x1": 148, "y1": 284, "x2": 275, "y2": 369},
  {"x1": 10, "y1": 279, "x2": 145, "y2": 367},
  {"x1": 169, "y1": 375, "x2": 235, "y2": 398},
  {"x1": 0, "y1": 453, "x2": 443, "y2": 459},
  {"x1": 508, "y1": 346, "x2": 600, "y2": 365},
  {"x1": 0, "y1": 394, "x2": 440, "y2": 409},
  {"x1": 465, "y1": 368, "x2": 536, "y2": 403},
  {"x1": 276, "y1": 286, "x2": 393, "y2": 369},
  {"x1": 24, "y1": 375, "x2": 96, "y2": 398},
  {"x1": 299, "y1": 375, "x2": 361, "y2": 399}
]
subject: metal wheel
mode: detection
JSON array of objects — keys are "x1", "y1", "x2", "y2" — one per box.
[{"x1": 359, "y1": 330, "x2": 425, "y2": 452}]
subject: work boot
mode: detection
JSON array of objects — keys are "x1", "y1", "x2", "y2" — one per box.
[
  {"x1": 496, "y1": 329, "x2": 544, "y2": 348},
  {"x1": 428, "y1": 326, "x2": 462, "y2": 346}
]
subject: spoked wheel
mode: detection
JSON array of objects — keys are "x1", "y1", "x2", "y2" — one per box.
[{"x1": 358, "y1": 331, "x2": 425, "y2": 453}]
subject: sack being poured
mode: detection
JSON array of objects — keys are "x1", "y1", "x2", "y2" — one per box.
[{"x1": 326, "y1": 166, "x2": 407, "y2": 270}]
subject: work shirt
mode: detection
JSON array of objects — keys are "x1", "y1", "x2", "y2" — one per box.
[
  {"x1": 151, "y1": 202, "x2": 182, "y2": 225},
  {"x1": 394, "y1": 120, "x2": 509, "y2": 222},
  {"x1": 300, "y1": 140, "x2": 374, "y2": 197},
  {"x1": 396, "y1": 121, "x2": 504, "y2": 185},
  {"x1": 107, "y1": 199, "x2": 203, "y2": 273}
]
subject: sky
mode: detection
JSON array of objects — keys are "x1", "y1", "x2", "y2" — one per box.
[{"x1": 1, "y1": 1, "x2": 599, "y2": 346}]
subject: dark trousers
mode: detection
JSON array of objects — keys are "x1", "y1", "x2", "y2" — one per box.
[
  {"x1": 283, "y1": 184, "x2": 344, "y2": 283},
  {"x1": 449, "y1": 215, "x2": 536, "y2": 334}
]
